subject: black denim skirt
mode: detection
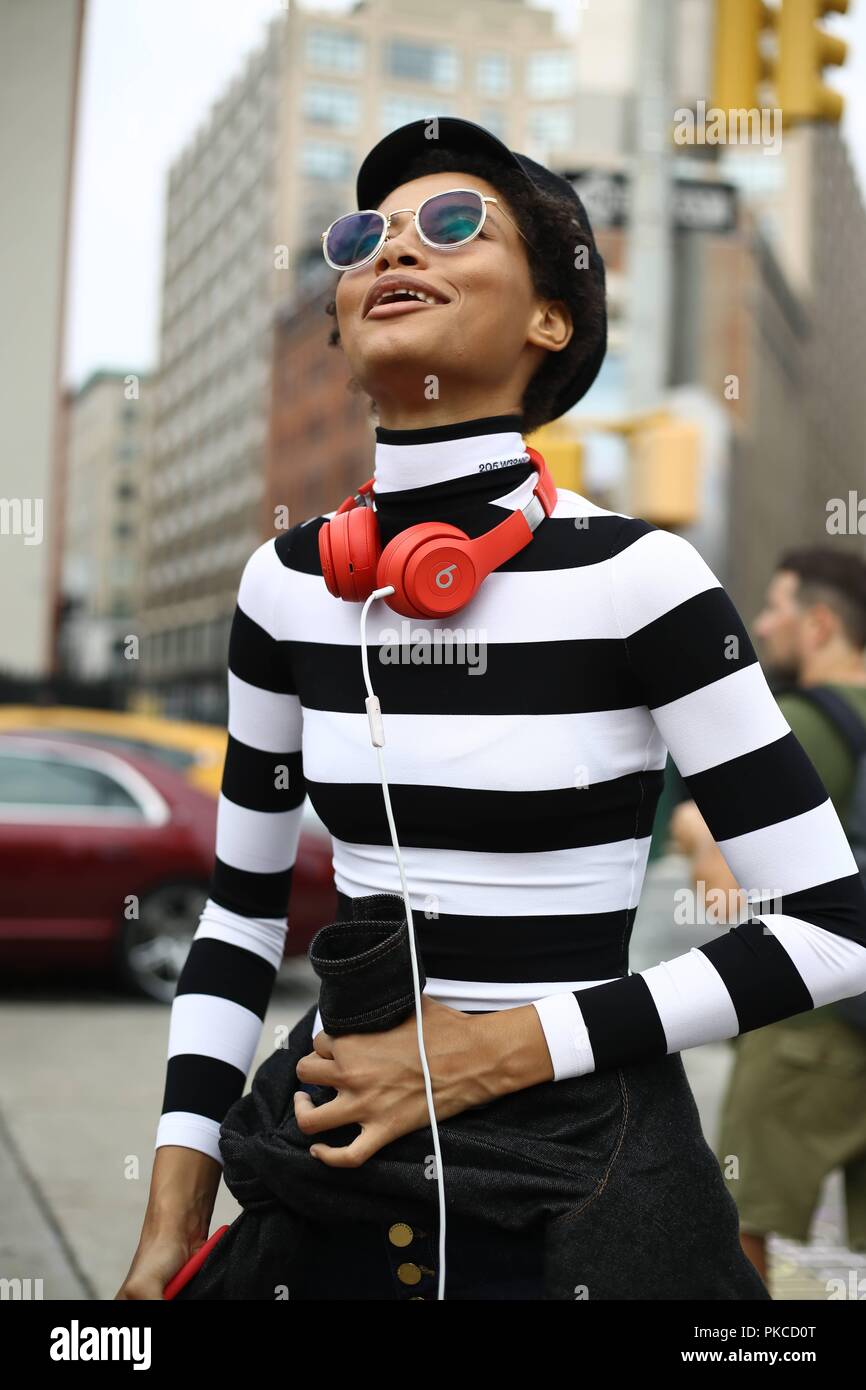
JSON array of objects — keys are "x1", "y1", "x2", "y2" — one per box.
[{"x1": 281, "y1": 1006, "x2": 771, "y2": 1302}]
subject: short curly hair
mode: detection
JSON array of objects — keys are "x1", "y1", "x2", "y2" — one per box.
[{"x1": 324, "y1": 145, "x2": 606, "y2": 435}]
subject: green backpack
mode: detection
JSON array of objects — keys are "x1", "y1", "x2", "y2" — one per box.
[{"x1": 780, "y1": 685, "x2": 866, "y2": 1035}]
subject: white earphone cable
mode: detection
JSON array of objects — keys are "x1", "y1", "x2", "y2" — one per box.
[{"x1": 359, "y1": 586, "x2": 447, "y2": 1301}]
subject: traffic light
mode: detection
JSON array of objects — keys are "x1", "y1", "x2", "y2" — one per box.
[
  {"x1": 776, "y1": 0, "x2": 849, "y2": 124},
  {"x1": 628, "y1": 416, "x2": 701, "y2": 528},
  {"x1": 712, "y1": 0, "x2": 776, "y2": 112},
  {"x1": 527, "y1": 422, "x2": 584, "y2": 493}
]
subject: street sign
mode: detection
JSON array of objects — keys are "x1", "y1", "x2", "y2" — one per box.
[{"x1": 564, "y1": 169, "x2": 738, "y2": 234}]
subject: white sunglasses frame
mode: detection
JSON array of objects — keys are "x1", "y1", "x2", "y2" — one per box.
[{"x1": 320, "y1": 186, "x2": 534, "y2": 271}]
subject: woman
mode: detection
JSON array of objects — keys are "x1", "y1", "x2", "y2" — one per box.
[{"x1": 117, "y1": 117, "x2": 866, "y2": 1300}]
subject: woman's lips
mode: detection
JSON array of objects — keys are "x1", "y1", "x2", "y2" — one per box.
[{"x1": 365, "y1": 298, "x2": 445, "y2": 319}]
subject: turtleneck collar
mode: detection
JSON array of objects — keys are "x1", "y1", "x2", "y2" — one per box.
[
  {"x1": 367, "y1": 412, "x2": 540, "y2": 547},
  {"x1": 372, "y1": 412, "x2": 530, "y2": 493}
]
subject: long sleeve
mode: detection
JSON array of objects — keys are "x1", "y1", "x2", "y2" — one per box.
[
  {"x1": 532, "y1": 518, "x2": 866, "y2": 1080},
  {"x1": 154, "y1": 537, "x2": 305, "y2": 1162}
]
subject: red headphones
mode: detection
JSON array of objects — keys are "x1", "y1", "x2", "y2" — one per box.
[{"x1": 319, "y1": 446, "x2": 557, "y2": 618}]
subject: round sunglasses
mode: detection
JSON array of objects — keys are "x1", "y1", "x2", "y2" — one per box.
[{"x1": 321, "y1": 186, "x2": 534, "y2": 271}]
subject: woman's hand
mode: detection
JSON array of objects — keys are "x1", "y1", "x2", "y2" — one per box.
[
  {"x1": 293, "y1": 994, "x2": 553, "y2": 1167},
  {"x1": 115, "y1": 1144, "x2": 222, "y2": 1299},
  {"x1": 115, "y1": 1222, "x2": 201, "y2": 1300}
]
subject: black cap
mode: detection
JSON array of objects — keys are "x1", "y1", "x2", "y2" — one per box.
[{"x1": 355, "y1": 116, "x2": 607, "y2": 420}]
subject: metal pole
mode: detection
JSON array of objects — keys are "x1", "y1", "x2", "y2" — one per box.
[{"x1": 627, "y1": 0, "x2": 675, "y2": 413}]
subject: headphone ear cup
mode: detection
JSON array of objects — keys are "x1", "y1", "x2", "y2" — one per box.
[
  {"x1": 320, "y1": 508, "x2": 382, "y2": 602},
  {"x1": 378, "y1": 522, "x2": 475, "y2": 618}
]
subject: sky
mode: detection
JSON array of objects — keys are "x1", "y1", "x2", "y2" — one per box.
[{"x1": 64, "y1": 0, "x2": 866, "y2": 390}]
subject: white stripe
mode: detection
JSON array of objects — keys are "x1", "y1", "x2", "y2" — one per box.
[
  {"x1": 331, "y1": 836, "x2": 651, "y2": 916},
  {"x1": 372, "y1": 429, "x2": 529, "y2": 492},
  {"x1": 215, "y1": 794, "x2": 304, "y2": 874},
  {"x1": 272, "y1": 559, "x2": 625, "y2": 645},
  {"x1": 611, "y1": 526, "x2": 721, "y2": 634},
  {"x1": 236, "y1": 537, "x2": 281, "y2": 633},
  {"x1": 194, "y1": 898, "x2": 287, "y2": 972},
  {"x1": 759, "y1": 914, "x2": 866, "y2": 1005},
  {"x1": 154, "y1": 1112, "x2": 223, "y2": 1164},
  {"x1": 166, "y1": 992, "x2": 263, "y2": 1073},
  {"x1": 311, "y1": 974, "x2": 620, "y2": 1047},
  {"x1": 302, "y1": 706, "x2": 666, "y2": 791},
  {"x1": 532, "y1": 990, "x2": 596, "y2": 1079},
  {"x1": 651, "y1": 662, "x2": 791, "y2": 777},
  {"x1": 639, "y1": 948, "x2": 740, "y2": 1053},
  {"x1": 716, "y1": 798, "x2": 859, "y2": 899},
  {"x1": 228, "y1": 671, "x2": 303, "y2": 754}
]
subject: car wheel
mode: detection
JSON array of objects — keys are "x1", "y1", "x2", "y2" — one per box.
[{"x1": 114, "y1": 880, "x2": 208, "y2": 1003}]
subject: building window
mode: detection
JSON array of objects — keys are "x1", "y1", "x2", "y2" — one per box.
[
  {"x1": 380, "y1": 95, "x2": 454, "y2": 138},
  {"x1": 526, "y1": 50, "x2": 574, "y2": 99},
  {"x1": 528, "y1": 106, "x2": 574, "y2": 152},
  {"x1": 306, "y1": 27, "x2": 364, "y2": 75},
  {"x1": 302, "y1": 141, "x2": 355, "y2": 180},
  {"x1": 477, "y1": 52, "x2": 510, "y2": 97},
  {"x1": 384, "y1": 40, "x2": 458, "y2": 89},
  {"x1": 303, "y1": 83, "x2": 360, "y2": 131}
]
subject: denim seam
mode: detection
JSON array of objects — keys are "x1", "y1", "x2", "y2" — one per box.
[
  {"x1": 311, "y1": 926, "x2": 406, "y2": 975},
  {"x1": 319, "y1": 989, "x2": 418, "y2": 1029},
  {"x1": 436, "y1": 1069, "x2": 629, "y2": 1186},
  {"x1": 547, "y1": 1067, "x2": 630, "y2": 1219}
]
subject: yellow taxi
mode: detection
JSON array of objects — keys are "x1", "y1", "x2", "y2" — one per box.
[{"x1": 0, "y1": 706, "x2": 228, "y2": 798}]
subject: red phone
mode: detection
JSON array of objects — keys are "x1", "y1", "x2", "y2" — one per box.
[{"x1": 163, "y1": 1224, "x2": 230, "y2": 1300}]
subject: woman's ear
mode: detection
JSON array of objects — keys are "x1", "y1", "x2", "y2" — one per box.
[{"x1": 528, "y1": 299, "x2": 573, "y2": 356}]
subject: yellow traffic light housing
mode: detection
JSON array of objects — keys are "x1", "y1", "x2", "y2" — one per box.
[
  {"x1": 712, "y1": 0, "x2": 776, "y2": 112},
  {"x1": 776, "y1": 0, "x2": 849, "y2": 124},
  {"x1": 527, "y1": 421, "x2": 584, "y2": 493},
  {"x1": 628, "y1": 416, "x2": 701, "y2": 529}
]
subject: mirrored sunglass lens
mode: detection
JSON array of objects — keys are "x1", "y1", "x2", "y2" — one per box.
[
  {"x1": 418, "y1": 191, "x2": 484, "y2": 245},
  {"x1": 325, "y1": 212, "x2": 385, "y2": 267}
]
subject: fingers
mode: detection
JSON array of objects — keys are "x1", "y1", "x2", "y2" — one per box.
[
  {"x1": 293, "y1": 1088, "x2": 355, "y2": 1135},
  {"x1": 295, "y1": 1050, "x2": 339, "y2": 1086},
  {"x1": 313, "y1": 1031, "x2": 335, "y2": 1058},
  {"x1": 308, "y1": 1129, "x2": 385, "y2": 1168}
]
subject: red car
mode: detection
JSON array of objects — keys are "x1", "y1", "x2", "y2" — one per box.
[{"x1": 0, "y1": 734, "x2": 336, "y2": 1002}]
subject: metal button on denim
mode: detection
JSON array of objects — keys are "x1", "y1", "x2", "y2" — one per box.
[
  {"x1": 397, "y1": 1262, "x2": 422, "y2": 1285},
  {"x1": 388, "y1": 1222, "x2": 414, "y2": 1247}
]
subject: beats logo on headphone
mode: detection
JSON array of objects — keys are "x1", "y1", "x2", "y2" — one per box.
[{"x1": 319, "y1": 446, "x2": 557, "y2": 619}]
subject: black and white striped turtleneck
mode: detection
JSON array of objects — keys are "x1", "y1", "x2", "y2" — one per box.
[{"x1": 155, "y1": 412, "x2": 866, "y2": 1163}]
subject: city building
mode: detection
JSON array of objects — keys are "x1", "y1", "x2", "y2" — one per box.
[
  {"x1": 57, "y1": 370, "x2": 154, "y2": 684},
  {"x1": 139, "y1": 0, "x2": 583, "y2": 718},
  {"x1": 0, "y1": 0, "x2": 86, "y2": 680}
]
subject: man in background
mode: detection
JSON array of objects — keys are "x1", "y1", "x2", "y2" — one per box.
[{"x1": 671, "y1": 548, "x2": 866, "y2": 1285}]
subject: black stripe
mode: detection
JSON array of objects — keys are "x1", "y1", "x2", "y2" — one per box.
[
  {"x1": 221, "y1": 738, "x2": 305, "y2": 813},
  {"x1": 289, "y1": 638, "x2": 640, "y2": 715},
  {"x1": 682, "y1": 732, "x2": 830, "y2": 842},
  {"x1": 309, "y1": 773, "x2": 663, "y2": 852},
  {"x1": 161, "y1": 1054, "x2": 246, "y2": 1124},
  {"x1": 210, "y1": 860, "x2": 295, "y2": 920},
  {"x1": 625, "y1": 587, "x2": 759, "y2": 709},
  {"x1": 575, "y1": 973, "x2": 669, "y2": 1070},
  {"x1": 697, "y1": 920, "x2": 815, "y2": 1032},
  {"x1": 335, "y1": 888, "x2": 636, "y2": 981},
  {"x1": 758, "y1": 872, "x2": 866, "y2": 950},
  {"x1": 374, "y1": 413, "x2": 524, "y2": 444},
  {"x1": 228, "y1": 603, "x2": 296, "y2": 695},
  {"x1": 174, "y1": 936, "x2": 277, "y2": 1015},
  {"x1": 281, "y1": 511, "x2": 659, "y2": 576}
]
